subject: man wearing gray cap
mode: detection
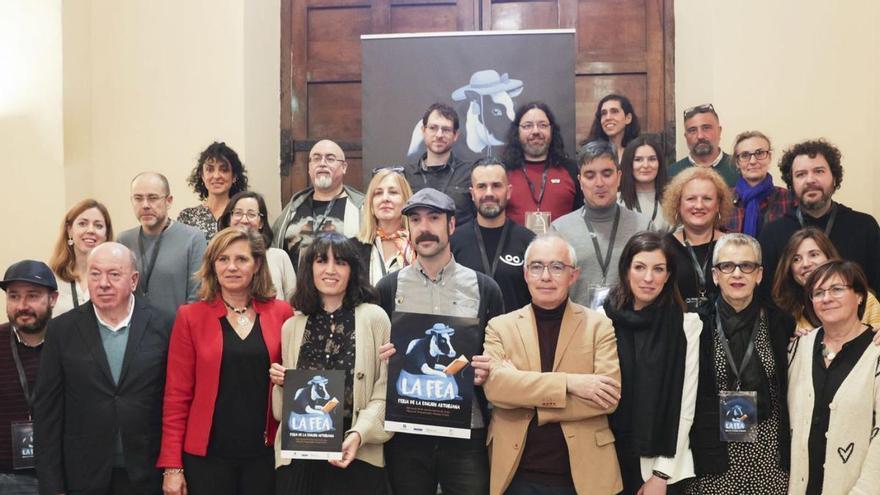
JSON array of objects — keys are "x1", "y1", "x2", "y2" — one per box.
[
  {"x1": 0, "y1": 260, "x2": 58, "y2": 494},
  {"x1": 375, "y1": 187, "x2": 503, "y2": 495}
]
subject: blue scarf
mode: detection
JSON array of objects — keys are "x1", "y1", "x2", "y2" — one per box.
[{"x1": 735, "y1": 175, "x2": 775, "y2": 236}]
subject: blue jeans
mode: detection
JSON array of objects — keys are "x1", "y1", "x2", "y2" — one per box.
[
  {"x1": 385, "y1": 429, "x2": 489, "y2": 495},
  {"x1": 0, "y1": 472, "x2": 38, "y2": 495}
]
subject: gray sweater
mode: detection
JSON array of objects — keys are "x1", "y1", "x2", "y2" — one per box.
[
  {"x1": 117, "y1": 221, "x2": 206, "y2": 320},
  {"x1": 551, "y1": 203, "x2": 650, "y2": 308}
]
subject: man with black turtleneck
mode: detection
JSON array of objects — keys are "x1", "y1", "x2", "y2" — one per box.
[
  {"x1": 551, "y1": 140, "x2": 650, "y2": 309},
  {"x1": 483, "y1": 233, "x2": 622, "y2": 495}
]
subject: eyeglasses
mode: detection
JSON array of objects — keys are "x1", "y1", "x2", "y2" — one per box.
[
  {"x1": 683, "y1": 103, "x2": 716, "y2": 120},
  {"x1": 809, "y1": 284, "x2": 852, "y2": 301},
  {"x1": 309, "y1": 154, "x2": 345, "y2": 167},
  {"x1": 425, "y1": 124, "x2": 454, "y2": 136},
  {"x1": 231, "y1": 210, "x2": 262, "y2": 221},
  {"x1": 526, "y1": 261, "x2": 575, "y2": 278},
  {"x1": 735, "y1": 149, "x2": 771, "y2": 164},
  {"x1": 131, "y1": 194, "x2": 167, "y2": 205},
  {"x1": 519, "y1": 122, "x2": 551, "y2": 132},
  {"x1": 713, "y1": 261, "x2": 761, "y2": 274},
  {"x1": 371, "y1": 166, "x2": 406, "y2": 176}
]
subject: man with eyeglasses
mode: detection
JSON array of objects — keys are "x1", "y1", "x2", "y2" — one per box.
[
  {"x1": 668, "y1": 103, "x2": 738, "y2": 187},
  {"x1": 271, "y1": 139, "x2": 365, "y2": 268},
  {"x1": 482, "y1": 232, "x2": 622, "y2": 495},
  {"x1": 758, "y1": 139, "x2": 880, "y2": 297},
  {"x1": 403, "y1": 102, "x2": 475, "y2": 226},
  {"x1": 117, "y1": 172, "x2": 206, "y2": 319},
  {"x1": 551, "y1": 140, "x2": 651, "y2": 310},
  {"x1": 502, "y1": 102, "x2": 581, "y2": 231}
]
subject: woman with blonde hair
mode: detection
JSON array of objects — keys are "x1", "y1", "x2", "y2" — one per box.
[
  {"x1": 660, "y1": 167, "x2": 734, "y2": 312},
  {"x1": 159, "y1": 227, "x2": 293, "y2": 495},
  {"x1": 48, "y1": 198, "x2": 114, "y2": 315},
  {"x1": 352, "y1": 168, "x2": 414, "y2": 284}
]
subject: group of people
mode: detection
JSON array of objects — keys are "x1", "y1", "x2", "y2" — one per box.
[{"x1": 1, "y1": 97, "x2": 879, "y2": 495}]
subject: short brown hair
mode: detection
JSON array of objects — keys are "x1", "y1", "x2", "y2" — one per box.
[
  {"x1": 660, "y1": 166, "x2": 734, "y2": 227},
  {"x1": 802, "y1": 259, "x2": 868, "y2": 326},
  {"x1": 196, "y1": 227, "x2": 276, "y2": 301},
  {"x1": 49, "y1": 199, "x2": 114, "y2": 283},
  {"x1": 771, "y1": 228, "x2": 840, "y2": 319}
]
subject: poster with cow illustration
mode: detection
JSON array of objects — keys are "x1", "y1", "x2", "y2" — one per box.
[
  {"x1": 361, "y1": 30, "x2": 575, "y2": 174},
  {"x1": 385, "y1": 312, "x2": 481, "y2": 439},
  {"x1": 280, "y1": 369, "x2": 345, "y2": 460}
]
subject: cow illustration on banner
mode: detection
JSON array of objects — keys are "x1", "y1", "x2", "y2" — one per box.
[{"x1": 280, "y1": 370, "x2": 345, "y2": 460}]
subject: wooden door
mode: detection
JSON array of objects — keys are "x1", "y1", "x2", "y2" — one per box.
[{"x1": 281, "y1": 0, "x2": 674, "y2": 203}]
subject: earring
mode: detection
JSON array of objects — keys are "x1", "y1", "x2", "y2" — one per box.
[{"x1": 67, "y1": 238, "x2": 74, "y2": 246}]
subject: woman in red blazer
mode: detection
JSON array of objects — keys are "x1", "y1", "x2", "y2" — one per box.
[{"x1": 158, "y1": 228, "x2": 293, "y2": 495}]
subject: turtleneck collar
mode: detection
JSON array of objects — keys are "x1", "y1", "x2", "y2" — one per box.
[
  {"x1": 533, "y1": 300, "x2": 567, "y2": 322},
  {"x1": 583, "y1": 201, "x2": 618, "y2": 221},
  {"x1": 717, "y1": 295, "x2": 760, "y2": 337}
]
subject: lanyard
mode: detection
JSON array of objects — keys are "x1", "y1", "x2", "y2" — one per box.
[
  {"x1": 420, "y1": 161, "x2": 456, "y2": 196},
  {"x1": 796, "y1": 203, "x2": 838, "y2": 236},
  {"x1": 312, "y1": 193, "x2": 342, "y2": 232},
  {"x1": 683, "y1": 230, "x2": 714, "y2": 296},
  {"x1": 137, "y1": 220, "x2": 169, "y2": 295},
  {"x1": 635, "y1": 196, "x2": 660, "y2": 223},
  {"x1": 474, "y1": 221, "x2": 511, "y2": 277},
  {"x1": 70, "y1": 281, "x2": 80, "y2": 309},
  {"x1": 521, "y1": 164, "x2": 550, "y2": 208},
  {"x1": 582, "y1": 205, "x2": 621, "y2": 284},
  {"x1": 715, "y1": 305, "x2": 761, "y2": 390},
  {"x1": 9, "y1": 329, "x2": 34, "y2": 414}
]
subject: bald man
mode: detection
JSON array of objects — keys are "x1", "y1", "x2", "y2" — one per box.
[
  {"x1": 117, "y1": 172, "x2": 206, "y2": 319},
  {"x1": 34, "y1": 243, "x2": 173, "y2": 495},
  {"x1": 271, "y1": 139, "x2": 365, "y2": 267}
]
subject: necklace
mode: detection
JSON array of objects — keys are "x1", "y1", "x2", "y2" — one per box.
[
  {"x1": 222, "y1": 297, "x2": 252, "y2": 327},
  {"x1": 820, "y1": 341, "x2": 837, "y2": 361}
]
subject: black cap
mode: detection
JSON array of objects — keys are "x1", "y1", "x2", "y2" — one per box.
[
  {"x1": 401, "y1": 188, "x2": 456, "y2": 215},
  {"x1": 0, "y1": 260, "x2": 58, "y2": 291}
]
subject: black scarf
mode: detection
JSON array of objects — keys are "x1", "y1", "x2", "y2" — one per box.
[
  {"x1": 715, "y1": 297, "x2": 771, "y2": 422},
  {"x1": 604, "y1": 296, "x2": 686, "y2": 457}
]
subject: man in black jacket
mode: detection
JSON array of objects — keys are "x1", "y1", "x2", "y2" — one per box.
[{"x1": 34, "y1": 243, "x2": 172, "y2": 495}]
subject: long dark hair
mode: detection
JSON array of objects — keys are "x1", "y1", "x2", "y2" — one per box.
[
  {"x1": 618, "y1": 134, "x2": 668, "y2": 210},
  {"x1": 292, "y1": 232, "x2": 377, "y2": 315},
  {"x1": 218, "y1": 191, "x2": 274, "y2": 245},
  {"x1": 501, "y1": 101, "x2": 568, "y2": 170},
  {"x1": 586, "y1": 94, "x2": 641, "y2": 146},
  {"x1": 610, "y1": 231, "x2": 684, "y2": 311}
]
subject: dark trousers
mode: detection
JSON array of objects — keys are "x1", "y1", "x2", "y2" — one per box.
[
  {"x1": 275, "y1": 459, "x2": 390, "y2": 495},
  {"x1": 0, "y1": 472, "x2": 38, "y2": 495},
  {"x1": 505, "y1": 478, "x2": 576, "y2": 495},
  {"x1": 183, "y1": 449, "x2": 274, "y2": 495},
  {"x1": 385, "y1": 429, "x2": 489, "y2": 495}
]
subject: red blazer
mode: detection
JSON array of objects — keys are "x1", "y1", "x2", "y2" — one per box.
[{"x1": 157, "y1": 297, "x2": 293, "y2": 468}]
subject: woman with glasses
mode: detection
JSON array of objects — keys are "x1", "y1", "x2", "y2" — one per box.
[
  {"x1": 660, "y1": 167, "x2": 734, "y2": 312},
  {"x1": 724, "y1": 131, "x2": 793, "y2": 237},
  {"x1": 586, "y1": 94, "x2": 641, "y2": 163},
  {"x1": 772, "y1": 228, "x2": 880, "y2": 333},
  {"x1": 159, "y1": 228, "x2": 294, "y2": 495},
  {"x1": 787, "y1": 260, "x2": 880, "y2": 495},
  {"x1": 49, "y1": 199, "x2": 114, "y2": 315},
  {"x1": 219, "y1": 191, "x2": 297, "y2": 302},
  {"x1": 269, "y1": 233, "x2": 392, "y2": 494},
  {"x1": 684, "y1": 233, "x2": 792, "y2": 494},
  {"x1": 352, "y1": 169, "x2": 414, "y2": 285},
  {"x1": 179, "y1": 142, "x2": 250, "y2": 240},
  {"x1": 602, "y1": 232, "x2": 700, "y2": 494},
  {"x1": 617, "y1": 134, "x2": 670, "y2": 231}
]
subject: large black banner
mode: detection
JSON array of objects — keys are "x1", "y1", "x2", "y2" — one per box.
[{"x1": 362, "y1": 30, "x2": 576, "y2": 172}]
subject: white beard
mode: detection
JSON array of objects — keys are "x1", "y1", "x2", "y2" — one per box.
[{"x1": 313, "y1": 175, "x2": 333, "y2": 190}]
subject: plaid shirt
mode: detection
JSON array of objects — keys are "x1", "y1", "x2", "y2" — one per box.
[{"x1": 725, "y1": 186, "x2": 795, "y2": 235}]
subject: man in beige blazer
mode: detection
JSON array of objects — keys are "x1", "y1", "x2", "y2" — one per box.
[{"x1": 483, "y1": 233, "x2": 622, "y2": 494}]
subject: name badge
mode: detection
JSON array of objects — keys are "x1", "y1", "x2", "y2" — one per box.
[
  {"x1": 11, "y1": 420, "x2": 35, "y2": 469},
  {"x1": 525, "y1": 211, "x2": 552, "y2": 235},
  {"x1": 718, "y1": 391, "x2": 757, "y2": 442},
  {"x1": 589, "y1": 285, "x2": 611, "y2": 310},
  {"x1": 685, "y1": 296, "x2": 709, "y2": 313}
]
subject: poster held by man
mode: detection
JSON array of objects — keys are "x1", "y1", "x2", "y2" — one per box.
[
  {"x1": 384, "y1": 312, "x2": 481, "y2": 438},
  {"x1": 280, "y1": 369, "x2": 346, "y2": 460}
]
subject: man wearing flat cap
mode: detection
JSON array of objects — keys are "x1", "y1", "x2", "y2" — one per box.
[
  {"x1": 375, "y1": 188, "x2": 504, "y2": 494},
  {"x1": 0, "y1": 260, "x2": 58, "y2": 494}
]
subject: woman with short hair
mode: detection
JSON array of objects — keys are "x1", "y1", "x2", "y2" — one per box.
[
  {"x1": 352, "y1": 169, "x2": 414, "y2": 284},
  {"x1": 179, "y1": 142, "x2": 250, "y2": 240}
]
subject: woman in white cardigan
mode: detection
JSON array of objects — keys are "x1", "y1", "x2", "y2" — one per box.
[
  {"x1": 788, "y1": 260, "x2": 880, "y2": 495},
  {"x1": 269, "y1": 232, "x2": 392, "y2": 494}
]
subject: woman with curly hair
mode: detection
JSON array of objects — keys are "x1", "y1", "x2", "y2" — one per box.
[{"x1": 179, "y1": 141, "x2": 249, "y2": 239}]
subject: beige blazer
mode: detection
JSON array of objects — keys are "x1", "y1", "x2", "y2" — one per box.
[
  {"x1": 483, "y1": 301, "x2": 622, "y2": 495},
  {"x1": 788, "y1": 328, "x2": 880, "y2": 495},
  {"x1": 272, "y1": 303, "x2": 392, "y2": 468}
]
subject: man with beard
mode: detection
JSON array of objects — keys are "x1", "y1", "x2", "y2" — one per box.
[
  {"x1": 0, "y1": 260, "x2": 57, "y2": 493},
  {"x1": 502, "y1": 102, "x2": 582, "y2": 230},
  {"x1": 374, "y1": 188, "x2": 504, "y2": 495},
  {"x1": 272, "y1": 138, "x2": 365, "y2": 267},
  {"x1": 451, "y1": 158, "x2": 535, "y2": 311},
  {"x1": 668, "y1": 104, "x2": 738, "y2": 187},
  {"x1": 759, "y1": 138, "x2": 880, "y2": 296},
  {"x1": 404, "y1": 102, "x2": 475, "y2": 226}
]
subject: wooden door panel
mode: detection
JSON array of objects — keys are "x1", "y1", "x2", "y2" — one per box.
[
  {"x1": 488, "y1": 2, "x2": 560, "y2": 30},
  {"x1": 307, "y1": 7, "x2": 371, "y2": 68},
  {"x1": 577, "y1": 0, "x2": 647, "y2": 56},
  {"x1": 391, "y1": 4, "x2": 460, "y2": 32},
  {"x1": 307, "y1": 82, "x2": 362, "y2": 141}
]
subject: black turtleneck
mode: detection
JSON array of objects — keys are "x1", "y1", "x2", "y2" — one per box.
[{"x1": 533, "y1": 300, "x2": 567, "y2": 372}]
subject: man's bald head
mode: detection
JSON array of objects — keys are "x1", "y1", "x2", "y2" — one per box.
[
  {"x1": 87, "y1": 242, "x2": 140, "y2": 313},
  {"x1": 131, "y1": 172, "x2": 171, "y2": 196},
  {"x1": 308, "y1": 139, "x2": 347, "y2": 194},
  {"x1": 88, "y1": 242, "x2": 138, "y2": 273}
]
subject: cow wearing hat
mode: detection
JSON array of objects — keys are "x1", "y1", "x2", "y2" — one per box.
[
  {"x1": 403, "y1": 323, "x2": 457, "y2": 378},
  {"x1": 291, "y1": 375, "x2": 331, "y2": 414}
]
